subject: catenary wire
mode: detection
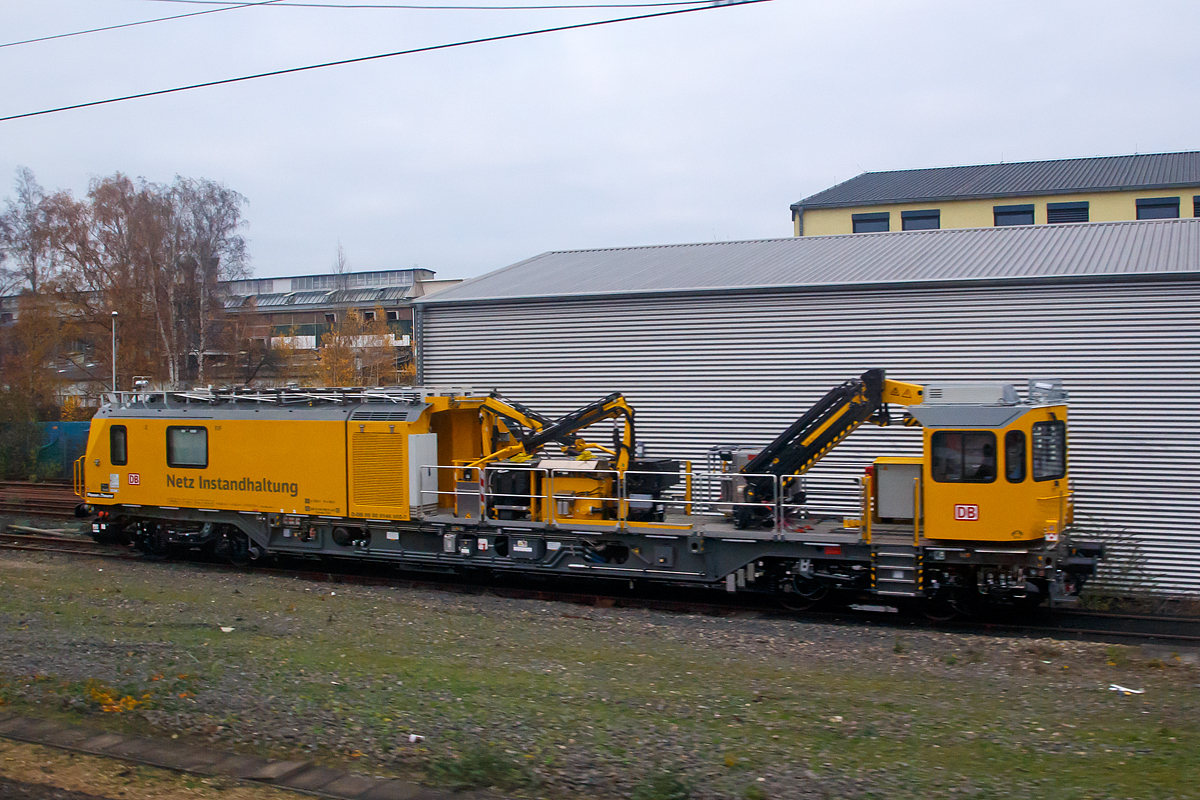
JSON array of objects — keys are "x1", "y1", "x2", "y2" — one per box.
[
  {"x1": 1, "y1": 0, "x2": 286, "y2": 50},
  {"x1": 1, "y1": 0, "x2": 711, "y2": 51},
  {"x1": 0, "y1": 0, "x2": 768, "y2": 123},
  {"x1": 140, "y1": 0, "x2": 716, "y2": 8}
]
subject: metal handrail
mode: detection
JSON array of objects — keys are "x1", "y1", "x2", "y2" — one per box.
[
  {"x1": 73, "y1": 455, "x2": 85, "y2": 498},
  {"x1": 912, "y1": 476, "x2": 921, "y2": 546},
  {"x1": 419, "y1": 462, "x2": 827, "y2": 535},
  {"x1": 418, "y1": 464, "x2": 486, "y2": 520},
  {"x1": 861, "y1": 473, "x2": 873, "y2": 545}
]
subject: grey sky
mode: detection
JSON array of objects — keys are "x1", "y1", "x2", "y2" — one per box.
[{"x1": 3, "y1": 0, "x2": 1198, "y2": 281}]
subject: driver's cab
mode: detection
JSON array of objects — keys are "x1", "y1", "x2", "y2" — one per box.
[{"x1": 875, "y1": 380, "x2": 1071, "y2": 543}]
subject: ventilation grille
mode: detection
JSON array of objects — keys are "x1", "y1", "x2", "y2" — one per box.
[
  {"x1": 350, "y1": 433, "x2": 407, "y2": 509},
  {"x1": 351, "y1": 411, "x2": 413, "y2": 421}
]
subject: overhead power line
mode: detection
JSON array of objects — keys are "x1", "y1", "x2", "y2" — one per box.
[
  {"x1": 141, "y1": 0, "x2": 716, "y2": 7},
  {"x1": 1, "y1": 0, "x2": 770, "y2": 123},
  {"x1": 1, "y1": 0, "x2": 286, "y2": 50}
]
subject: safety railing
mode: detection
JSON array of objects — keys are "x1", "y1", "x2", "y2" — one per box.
[
  {"x1": 416, "y1": 462, "x2": 818, "y2": 538},
  {"x1": 73, "y1": 455, "x2": 85, "y2": 498},
  {"x1": 418, "y1": 465, "x2": 484, "y2": 521},
  {"x1": 486, "y1": 464, "x2": 552, "y2": 523},
  {"x1": 777, "y1": 475, "x2": 809, "y2": 533}
]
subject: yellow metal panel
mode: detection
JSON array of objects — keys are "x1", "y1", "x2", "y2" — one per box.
[
  {"x1": 921, "y1": 406, "x2": 1067, "y2": 542},
  {"x1": 882, "y1": 379, "x2": 924, "y2": 406},
  {"x1": 82, "y1": 417, "x2": 347, "y2": 515},
  {"x1": 348, "y1": 423, "x2": 410, "y2": 520}
]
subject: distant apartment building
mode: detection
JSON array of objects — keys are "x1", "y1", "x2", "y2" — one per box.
[
  {"x1": 222, "y1": 268, "x2": 459, "y2": 349},
  {"x1": 791, "y1": 150, "x2": 1200, "y2": 236}
]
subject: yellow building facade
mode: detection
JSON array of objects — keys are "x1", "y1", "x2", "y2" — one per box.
[{"x1": 792, "y1": 152, "x2": 1200, "y2": 237}]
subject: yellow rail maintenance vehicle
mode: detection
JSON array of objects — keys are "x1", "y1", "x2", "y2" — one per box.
[{"x1": 75, "y1": 371, "x2": 1101, "y2": 616}]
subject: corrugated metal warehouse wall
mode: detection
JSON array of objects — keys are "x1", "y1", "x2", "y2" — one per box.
[{"x1": 420, "y1": 280, "x2": 1200, "y2": 593}]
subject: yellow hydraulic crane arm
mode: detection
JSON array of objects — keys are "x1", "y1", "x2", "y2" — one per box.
[
  {"x1": 881, "y1": 379, "x2": 925, "y2": 409},
  {"x1": 469, "y1": 393, "x2": 632, "y2": 470}
]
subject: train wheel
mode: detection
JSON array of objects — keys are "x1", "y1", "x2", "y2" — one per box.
[
  {"x1": 227, "y1": 533, "x2": 253, "y2": 567},
  {"x1": 923, "y1": 586, "x2": 972, "y2": 622},
  {"x1": 777, "y1": 574, "x2": 828, "y2": 612},
  {"x1": 139, "y1": 525, "x2": 171, "y2": 559}
]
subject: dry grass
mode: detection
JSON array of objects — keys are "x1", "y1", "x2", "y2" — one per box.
[
  {"x1": 0, "y1": 739, "x2": 297, "y2": 800},
  {"x1": 1, "y1": 551, "x2": 1199, "y2": 800}
]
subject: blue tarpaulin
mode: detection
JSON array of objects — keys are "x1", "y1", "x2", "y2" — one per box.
[{"x1": 37, "y1": 421, "x2": 90, "y2": 482}]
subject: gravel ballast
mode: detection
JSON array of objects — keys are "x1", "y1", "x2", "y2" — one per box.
[{"x1": 1, "y1": 549, "x2": 1197, "y2": 800}]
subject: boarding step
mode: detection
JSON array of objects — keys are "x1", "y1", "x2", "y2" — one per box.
[{"x1": 872, "y1": 545, "x2": 922, "y2": 597}]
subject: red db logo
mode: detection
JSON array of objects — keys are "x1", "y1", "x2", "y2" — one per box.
[
  {"x1": 954, "y1": 504, "x2": 979, "y2": 521},
  {"x1": 127, "y1": 473, "x2": 141, "y2": 486}
]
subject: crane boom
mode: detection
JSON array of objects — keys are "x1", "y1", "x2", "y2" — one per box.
[
  {"x1": 469, "y1": 393, "x2": 634, "y2": 470},
  {"x1": 736, "y1": 369, "x2": 924, "y2": 528}
]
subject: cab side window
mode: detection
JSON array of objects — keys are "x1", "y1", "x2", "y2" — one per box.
[
  {"x1": 110, "y1": 425, "x2": 128, "y2": 466},
  {"x1": 167, "y1": 427, "x2": 208, "y2": 468},
  {"x1": 1004, "y1": 430, "x2": 1026, "y2": 483},
  {"x1": 931, "y1": 431, "x2": 996, "y2": 483},
  {"x1": 1032, "y1": 420, "x2": 1067, "y2": 481}
]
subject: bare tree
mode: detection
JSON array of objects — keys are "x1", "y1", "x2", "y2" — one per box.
[
  {"x1": 0, "y1": 167, "x2": 58, "y2": 294},
  {"x1": 173, "y1": 177, "x2": 248, "y2": 386},
  {"x1": 0, "y1": 214, "x2": 17, "y2": 297},
  {"x1": 334, "y1": 240, "x2": 348, "y2": 291},
  {"x1": 52, "y1": 174, "x2": 172, "y2": 388}
]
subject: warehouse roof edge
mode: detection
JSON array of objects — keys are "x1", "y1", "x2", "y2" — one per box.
[{"x1": 416, "y1": 218, "x2": 1200, "y2": 307}]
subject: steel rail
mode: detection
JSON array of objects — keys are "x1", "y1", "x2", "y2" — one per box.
[{"x1": 2, "y1": 530, "x2": 1198, "y2": 647}]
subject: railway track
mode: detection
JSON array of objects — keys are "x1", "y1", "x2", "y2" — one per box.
[
  {"x1": 2, "y1": 528, "x2": 1199, "y2": 648},
  {"x1": 0, "y1": 481, "x2": 79, "y2": 518}
]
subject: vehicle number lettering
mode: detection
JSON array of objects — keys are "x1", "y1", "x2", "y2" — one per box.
[{"x1": 954, "y1": 504, "x2": 979, "y2": 521}]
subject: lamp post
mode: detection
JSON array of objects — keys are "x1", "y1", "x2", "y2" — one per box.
[{"x1": 111, "y1": 311, "x2": 118, "y2": 393}]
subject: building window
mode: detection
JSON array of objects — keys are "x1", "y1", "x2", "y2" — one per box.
[
  {"x1": 1004, "y1": 430, "x2": 1025, "y2": 483},
  {"x1": 931, "y1": 431, "x2": 997, "y2": 483},
  {"x1": 1031, "y1": 421, "x2": 1066, "y2": 481},
  {"x1": 1136, "y1": 197, "x2": 1180, "y2": 220},
  {"x1": 110, "y1": 425, "x2": 127, "y2": 466},
  {"x1": 1194, "y1": 195, "x2": 1199, "y2": 218},
  {"x1": 994, "y1": 204, "x2": 1035, "y2": 226},
  {"x1": 167, "y1": 427, "x2": 208, "y2": 469},
  {"x1": 852, "y1": 212, "x2": 889, "y2": 233},
  {"x1": 1046, "y1": 201, "x2": 1089, "y2": 224},
  {"x1": 386, "y1": 310, "x2": 399, "y2": 322},
  {"x1": 325, "y1": 313, "x2": 336, "y2": 324},
  {"x1": 900, "y1": 210, "x2": 940, "y2": 230},
  {"x1": 363, "y1": 311, "x2": 375, "y2": 322}
]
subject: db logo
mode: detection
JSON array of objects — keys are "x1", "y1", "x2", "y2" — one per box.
[
  {"x1": 954, "y1": 504, "x2": 979, "y2": 521},
  {"x1": 127, "y1": 473, "x2": 141, "y2": 486}
]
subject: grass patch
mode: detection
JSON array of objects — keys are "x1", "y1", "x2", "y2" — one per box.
[
  {"x1": 743, "y1": 784, "x2": 767, "y2": 800},
  {"x1": 3, "y1": 552, "x2": 1200, "y2": 800},
  {"x1": 426, "y1": 743, "x2": 532, "y2": 791},
  {"x1": 632, "y1": 771, "x2": 690, "y2": 800}
]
